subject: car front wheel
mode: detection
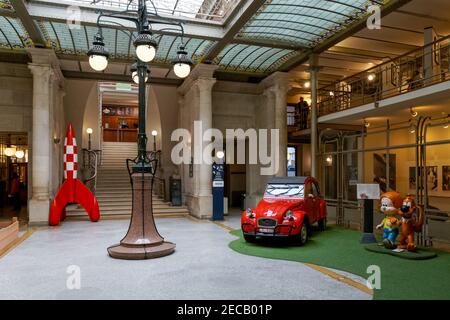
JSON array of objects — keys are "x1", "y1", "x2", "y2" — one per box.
[
  {"x1": 244, "y1": 234, "x2": 256, "y2": 243},
  {"x1": 293, "y1": 222, "x2": 308, "y2": 246}
]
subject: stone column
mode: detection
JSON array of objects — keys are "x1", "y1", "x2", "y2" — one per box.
[
  {"x1": 260, "y1": 72, "x2": 290, "y2": 177},
  {"x1": 309, "y1": 56, "x2": 319, "y2": 178},
  {"x1": 196, "y1": 77, "x2": 216, "y2": 199},
  {"x1": 27, "y1": 48, "x2": 64, "y2": 225},
  {"x1": 177, "y1": 64, "x2": 218, "y2": 219},
  {"x1": 273, "y1": 83, "x2": 288, "y2": 177},
  {"x1": 423, "y1": 27, "x2": 437, "y2": 86},
  {"x1": 28, "y1": 64, "x2": 52, "y2": 224}
]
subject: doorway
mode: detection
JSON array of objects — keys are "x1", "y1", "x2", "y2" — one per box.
[
  {"x1": 0, "y1": 133, "x2": 29, "y2": 224},
  {"x1": 224, "y1": 139, "x2": 247, "y2": 213},
  {"x1": 100, "y1": 83, "x2": 139, "y2": 143}
]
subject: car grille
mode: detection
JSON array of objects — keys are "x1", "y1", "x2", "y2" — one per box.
[{"x1": 257, "y1": 218, "x2": 277, "y2": 227}]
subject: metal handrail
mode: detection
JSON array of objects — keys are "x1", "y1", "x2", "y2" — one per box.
[
  {"x1": 144, "y1": 150, "x2": 166, "y2": 201},
  {"x1": 318, "y1": 34, "x2": 450, "y2": 116},
  {"x1": 82, "y1": 148, "x2": 99, "y2": 194},
  {"x1": 153, "y1": 176, "x2": 166, "y2": 201}
]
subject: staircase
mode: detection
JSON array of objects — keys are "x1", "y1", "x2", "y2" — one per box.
[{"x1": 66, "y1": 142, "x2": 189, "y2": 218}]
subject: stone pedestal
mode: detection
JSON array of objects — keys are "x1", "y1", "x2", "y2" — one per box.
[{"x1": 108, "y1": 173, "x2": 175, "y2": 259}]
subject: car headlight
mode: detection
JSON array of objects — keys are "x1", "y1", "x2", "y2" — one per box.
[
  {"x1": 246, "y1": 208, "x2": 255, "y2": 218},
  {"x1": 284, "y1": 210, "x2": 294, "y2": 221}
]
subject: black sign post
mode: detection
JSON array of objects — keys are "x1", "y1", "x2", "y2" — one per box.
[{"x1": 212, "y1": 163, "x2": 224, "y2": 221}]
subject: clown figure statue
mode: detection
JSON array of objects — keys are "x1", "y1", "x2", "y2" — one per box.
[{"x1": 376, "y1": 192, "x2": 402, "y2": 249}]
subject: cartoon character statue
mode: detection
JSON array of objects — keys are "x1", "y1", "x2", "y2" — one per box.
[
  {"x1": 397, "y1": 195, "x2": 425, "y2": 251},
  {"x1": 376, "y1": 191, "x2": 402, "y2": 249}
]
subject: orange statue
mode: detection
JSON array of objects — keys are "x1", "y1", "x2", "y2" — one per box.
[{"x1": 398, "y1": 195, "x2": 424, "y2": 251}]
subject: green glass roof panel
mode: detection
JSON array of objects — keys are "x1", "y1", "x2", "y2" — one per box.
[
  {"x1": 154, "y1": 34, "x2": 177, "y2": 62},
  {"x1": 238, "y1": 0, "x2": 370, "y2": 46},
  {"x1": 48, "y1": 22, "x2": 76, "y2": 53},
  {"x1": 164, "y1": 37, "x2": 214, "y2": 63},
  {"x1": 216, "y1": 43, "x2": 298, "y2": 73},
  {"x1": 0, "y1": 16, "x2": 28, "y2": 49},
  {"x1": 229, "y1": 45, "x2": 269, "y2": 70},
  {"x1": 33, "y1": 18, "x2": 213, "y2": 64},
  {"x1": 69, "y1": 25, "x2": 89, "y2": 53},
  {"x1": 115, "y1": 28, "x2": 133, "y2": 57},
  {"x1": 257, "y1": 49, "x2": 297, "y2": 72}
]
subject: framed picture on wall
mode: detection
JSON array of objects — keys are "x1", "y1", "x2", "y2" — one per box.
[
  {"x1": 409, "y1": 167, "x2": 416, "y2": 190},
  {"x1": 442, "y1": 166, "x2": 450, "y2": 191},
  {"x1": 426, "y1": 166, "x2": 438, "y2": 192},
  {"x1": 373, "y1": 153, "x2": 396, "y2": 193}
]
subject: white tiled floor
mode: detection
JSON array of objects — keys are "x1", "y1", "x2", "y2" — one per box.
[{"x1": 0, "y1": 217, "x2": 371, "y2": 300}]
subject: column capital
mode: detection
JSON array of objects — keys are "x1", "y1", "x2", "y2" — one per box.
[
  {"x1": 178, "y1": 63, "x2": 219, "y2": 95},
  {"x1": 260, "y1": 71, "x2": 292, "y2": 93},
  {"x1": 195, "y1": 77, "x2": 217, "y2": 93},
  {"x1": 28, "y1": 63, "x2": 52, "y2": 79},
  {"x1": 27, "y1": 48, "x2": 64, "y2": 85}
]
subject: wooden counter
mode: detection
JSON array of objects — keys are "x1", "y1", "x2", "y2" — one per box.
[{"x1": 103, "y1": 128, "x2": 138, "y2": 143}]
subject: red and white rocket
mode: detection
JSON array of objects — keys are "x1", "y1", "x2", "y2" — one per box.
[{"x1": 49, "y1": 123, "x2": 100, "y2": 226}]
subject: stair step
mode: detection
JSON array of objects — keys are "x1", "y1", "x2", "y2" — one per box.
[
  {"x1": 86, "y1": 141, "x2": 188, "y2": 214},
  {"x1": 96, "y1": 195, "x2": 164, "y2": 199},
  {"x1": 66, "y1": 208, "x2": 189, "y2": 216}
]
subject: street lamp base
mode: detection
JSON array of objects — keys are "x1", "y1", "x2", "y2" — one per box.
[
  {"x1": 107, "y1": 241, "x2": 175, "y2": 260},
  {"x1": 107, "y1": 171, "x2": 175, "y2": 260}
]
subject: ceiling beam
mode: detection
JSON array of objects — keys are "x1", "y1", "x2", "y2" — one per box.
[
  {"x1": 203, "y1": 0, "x2": 267, "y2": 62},
  {"x1": 10, "y1": 0, "x2": 46, "y2": 47},
  {"x1": 62, "y1": 70, "x2": 182, "y2": 86},
  {"x1": 279, "y1": 0, "x2": 413, "y2": 72}
]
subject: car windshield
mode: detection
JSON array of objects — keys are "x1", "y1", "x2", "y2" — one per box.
[{"x1": 264, "y1": 184, "x2": 304, "y2": 199}]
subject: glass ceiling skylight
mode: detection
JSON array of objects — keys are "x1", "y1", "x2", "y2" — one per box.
[
  {"x1": 35, "y1": 19, "x2": 215, "y2": 64},
  {"x1": 0, "y1": 16, "x2": 29, "y2": 49},
  {"x1": 237, "y1": 0, "x2": 370, "y2": 47},
  {"x1": 215, "y1": 43, "x2": 299, "y2": 74},
  {"x1": 70, "y1": 0, "x2": 240, "y2": 21}
]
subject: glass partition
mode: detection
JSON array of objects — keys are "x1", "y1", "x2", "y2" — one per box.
[{"x1": 319, "y1": 116, "x2": 450, "y2": 245}]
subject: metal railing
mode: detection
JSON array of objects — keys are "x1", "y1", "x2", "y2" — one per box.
[
  {"x1": 82, "y1": 149, "x2": 99, "y2": 194},
  {"x1": 146, "y1": 150, "x2": 166, "y2": 201},
  {"x1": 318, "y1": 34, "x2": 450, "y2": 117},
  {"x1": 153, "y1": 176, "x2": 166, "y2": 201}
]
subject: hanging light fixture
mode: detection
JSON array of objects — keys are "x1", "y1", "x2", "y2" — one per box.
[
  {"x1": 172, "y1": 43, "x2": 192, "y2": 79},
  {"x1": 364, "y1": 119, "x2": 370, "y2": 128},
  {"x1": 443, "y1": 118, "x2": 449, "y2": 129},
  {"x1": 130, "y1": 62, "x2": 149, "y2": 84},
  {"x1": 134, "y1": 29, "x2": 158, "y2": 63},
  {"x1": 304, "y1": 81, "x2": 311, "y2": 88},
  {"x1": 87, "y1": 33, "x2": 109, "y2": 71},
  {"x1": 15, "y1": 149, "x2": 25, "y2": 159},
  {"x1": 5, "y1": 146, "x2": 16, "y2": 157},
  {"x1": 367, "y1": 73, "x2": 375, "y2": 81}
]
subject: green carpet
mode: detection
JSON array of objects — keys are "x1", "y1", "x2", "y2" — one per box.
[
  {"x1": 364, "y1": 243, "x2": 437, "y2": 260},
  {"x1": 228, "y1": 226, "x2": 450, "y2": 300}
]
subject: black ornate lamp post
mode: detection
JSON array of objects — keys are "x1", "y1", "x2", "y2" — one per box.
[{"x1": 87, "y1": 0, "x2": 192, "y2": 259}]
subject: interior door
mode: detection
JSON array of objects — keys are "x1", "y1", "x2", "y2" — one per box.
[
  {"x1": 311, "y1": 182, "x2": 321, "y2": 222},
  {"x1": 304, "y1": 182, "x2": 314, "y2": 220}
]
